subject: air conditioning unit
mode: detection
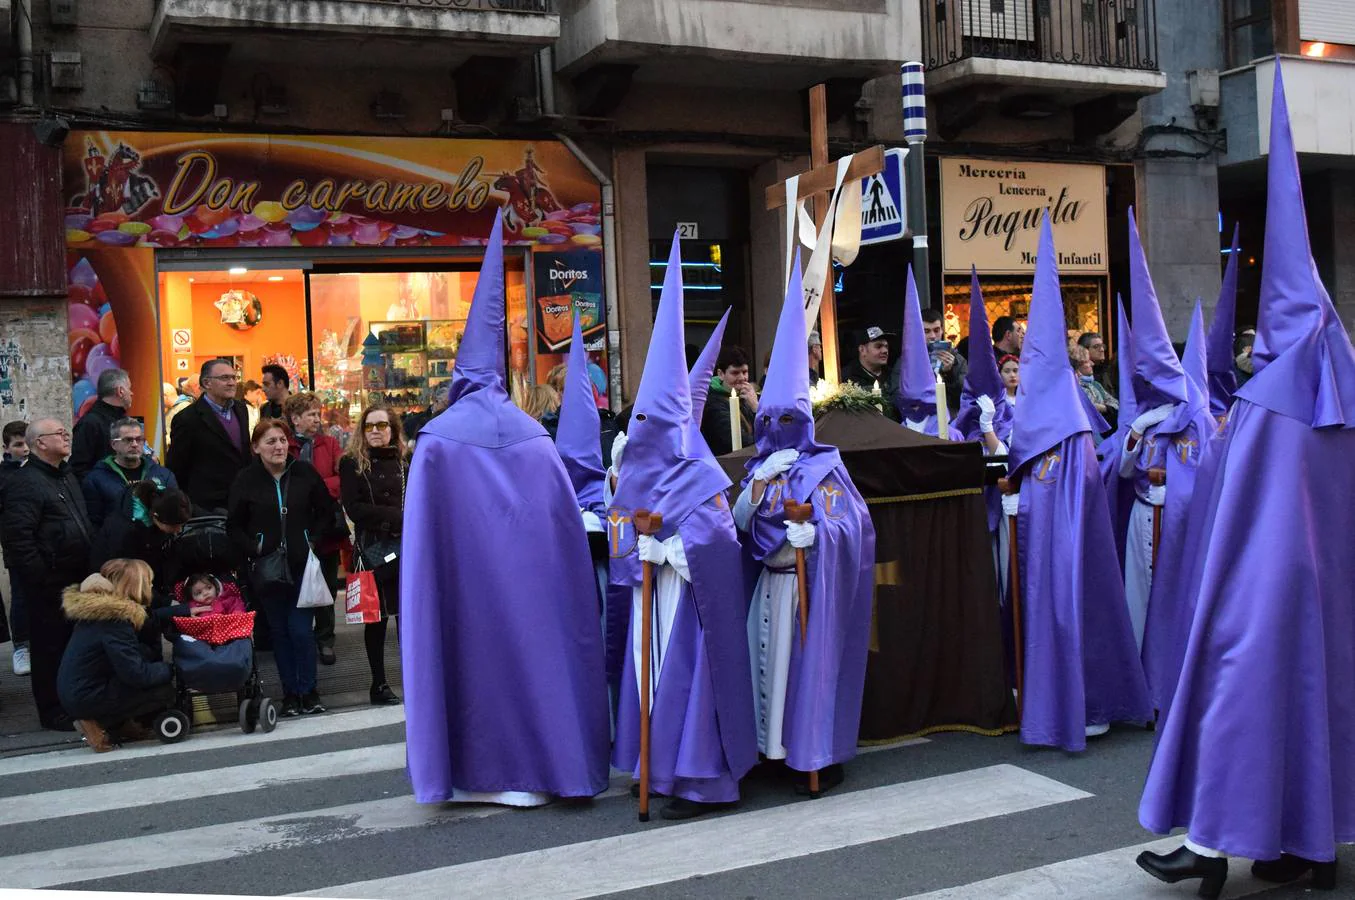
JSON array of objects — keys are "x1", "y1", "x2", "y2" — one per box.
[
  {"x1": 51, "y1": 0, "x2": 77, "y2": 27},
  {"x1": 48, "y1": 52, "x2": 83, "y2": 91}
]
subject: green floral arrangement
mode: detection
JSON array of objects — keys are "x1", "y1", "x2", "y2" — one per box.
[{"x1": 810, "y1": 380, "x2": 887, "y2": 417}]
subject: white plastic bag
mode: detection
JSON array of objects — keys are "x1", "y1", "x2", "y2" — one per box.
[{"x1": 296, "y1": 549, "x2": 334, "y2": 609}]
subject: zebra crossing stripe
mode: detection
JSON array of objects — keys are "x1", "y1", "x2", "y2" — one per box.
[
  {"x1": 0, "y1": 780, "x2": 631, "y2": 890},
  {"x1": 0, "y1": 706, "x2": 406, "y2": 777},
  {"x1": 298, "y1": 764, "x2": 1092, "y2": 899},
  {"x1": 900, "y1": 836, "x2": 1280, "y2": 899},
  {"x1": 0, "y1": 743, "x2": 406, "y2": 826}
]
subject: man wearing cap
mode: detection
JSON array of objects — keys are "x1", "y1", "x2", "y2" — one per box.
[{"x1": 843, "y1": 325, "x2": 898, "y2": 420}]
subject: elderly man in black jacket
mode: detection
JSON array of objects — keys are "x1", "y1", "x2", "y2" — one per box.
[
  {"x1": 1, "y1": 418, "x2": 96, "y2": 730},
  {"x1": 70, "y1": 368, "x2": 134, "y2": 480},
  {"x1": 167, "y1": 359, "x2": 253, "y2": 512}
]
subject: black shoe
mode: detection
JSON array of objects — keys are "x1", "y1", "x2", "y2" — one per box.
[
  {"x1": 318, "y1": 645, "x2": 336, "y2": 666},
  {"x1": 300, "y1": 691, "x2": 327, "y2": 714},
  {"x1": 280, "y1": 695, "x2": 302, "y2": 718},
  {"x1": 794, "y1": 763, "x2": 845, "y2": 797},
  {"x1": 42, "y1": 714, "x2": 75, "y2": 732},
  {"x1": 369, "y1": 684, "x2": 401, "y2": 706},
  {"x1": 629, "y1": 783, "x2": 669, "y2": 799},
  {"x1": 1251, "y1": 854, "x2": 1337, "y2": 889},
  {"x1": 659, "y1": 797, "x2": 737, "y2": 821},
  {"x1": 1136, "y1": 846, "x2": 1227, "y2": 900}
]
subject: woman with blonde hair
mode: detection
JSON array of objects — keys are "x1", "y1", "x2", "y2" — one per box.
[
  {"x1": 339, "y1": 404, "x2": 407, "y2": 705},
  {"x1": 57, "y1": 558, "x2": 174, "y2": 752}
]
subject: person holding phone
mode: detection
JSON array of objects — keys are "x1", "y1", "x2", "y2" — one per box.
[{"x1": 922, "y1": 309, "x2": 966, "y2": 414}]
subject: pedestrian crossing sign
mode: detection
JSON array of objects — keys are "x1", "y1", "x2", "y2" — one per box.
[{"x1": 860, "y1": 147, "x2": 907, "y2": 246}]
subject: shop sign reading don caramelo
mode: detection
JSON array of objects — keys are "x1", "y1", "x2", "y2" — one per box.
[{"x1": 940, "y1": 158, "x2": 1108, "y2": 274}]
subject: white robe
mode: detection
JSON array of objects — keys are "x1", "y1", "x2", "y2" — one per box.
[
  {"x1": 733, "y1": 485, "x2": 798, "y2": 759},
  {"x1": 629, "y1": 535, "x2": 688, "y2": 708},
  {"x1": 1119, "y1": 437, "x2": 1164, "y2": 652}
]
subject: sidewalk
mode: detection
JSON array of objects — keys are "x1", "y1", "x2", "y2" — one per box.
[{"x1": 0, "y1": 617, "x2": 402, "y2": 757}]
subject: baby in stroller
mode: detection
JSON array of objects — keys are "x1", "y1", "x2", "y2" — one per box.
[
  {"x1": 184, "y1": 574, "x2": 246, "y2": 618},
  {"x1": 170, "y1": 574, "x2": 277, "y2": 736}
]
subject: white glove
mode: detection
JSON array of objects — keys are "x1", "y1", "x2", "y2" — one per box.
[
  {"x1": 1146, "y1": 483, "x2": 1166, "y2": 506},
  {"x1": 611, "y1": 431, "x2": 628, "y2": 471},
  {"x1": 1131, "y1": 404, "x2": 1175, "y2": 436},
  {"x1": 753, "y1": 448, "x2": 799, "y2": 482},
  {"x1": 580, "y1": 509, "x2": 603, "y2": 533},
  {"x1": 1001, "y1": 492, "x2": 1020, "y2": 516},
  {"x1": 784, "y1": 520, "x2": 816, "y2": 549},
  {"x1": 637, "y1": 534, "x2": 667, "y2": 566},
  {"x1": 976, "y1": 395, "x2": 996, "y2": 434}
]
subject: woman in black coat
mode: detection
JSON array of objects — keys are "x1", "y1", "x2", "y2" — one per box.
[
  {"x1": 338, "y1": 404, "x2": 406, "y2": 706},
  {"x1": 91, "y1": 481, "x2": 193, "y2": 608},
  {"x1": 58, "y1": 559, "x2": 174, "y2": 752},
  {"x1": 227, "y1": 418, "x2": 341, "y2": 718}
]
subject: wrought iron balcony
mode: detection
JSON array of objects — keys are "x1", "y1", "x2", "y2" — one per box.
[
  {"x1": 922, "y1": 0, "x2": 1159, "y2": 73},
  {"x1": 338, "y1": 0, "x2": 553, "y2": 11}
]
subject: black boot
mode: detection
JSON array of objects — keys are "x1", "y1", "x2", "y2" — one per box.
[
  {"x1": 1251, "y1": 854, "x2": 1337, "y2": 889},
  {"x1": 659, "y1": 797, "x2": 737, "y2": 821},
  {"x1": 1136, "y1": 846, "x2": 1227, "y2": 900},
  {"x1": 369, "y1": 683, "x2": 401, "y2": 706}
]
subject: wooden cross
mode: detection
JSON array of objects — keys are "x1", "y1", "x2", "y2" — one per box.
[{"x1": 765, "y1": 84, "x2": 886, "y2": 386}]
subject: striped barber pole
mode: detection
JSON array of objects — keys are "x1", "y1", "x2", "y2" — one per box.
[{"x1": 900, "y1": 62, "x2": 927, "y2": 144}]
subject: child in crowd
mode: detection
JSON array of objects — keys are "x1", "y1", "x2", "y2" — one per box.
[{"x1": 185, "y1": 574, "x2": 246, "y2": 618}]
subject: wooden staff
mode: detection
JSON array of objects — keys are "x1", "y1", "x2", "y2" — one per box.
[
  {"x1": 632, "y1": 509, "x2": 664, "y2": 823},
  {"x1": 782, "y1": 498, "x2": 820, "y2": 797},
  {"x1": 1147, "y1": 468, "x2": 1166, "y2": 568},
  {"x1": 997, "y1": 477, "x2": 1023, "y2": 722}
]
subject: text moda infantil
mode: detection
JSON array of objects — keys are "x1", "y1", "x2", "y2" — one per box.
[{"x1": 160, "y1": 150, "x2": 493, "y2": 217}]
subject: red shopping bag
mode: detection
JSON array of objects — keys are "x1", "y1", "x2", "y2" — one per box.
[{"x1": 345, "y1": 570, "x2": 381, "y2": 625}]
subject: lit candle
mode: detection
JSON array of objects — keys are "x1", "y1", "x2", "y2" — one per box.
[
  {"x1": 935, "y1": 373, "x2": 950, "y2": 440},
  {"x1": 729, "y1": 392, "x2": 742, "y2": 451}
]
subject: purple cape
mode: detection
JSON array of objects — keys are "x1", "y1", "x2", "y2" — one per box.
[
  {"x1": 1139, "y1": 301, "x2": 1218, "y2": 710},
  {"x1": 741, "y1": 255, "x2": 875, "y2": 771},
  {"x1": 1140, "y1": 64, "x2": 1355, "y2": 859},
  {"x1": 402, "y1": 212, "x2": 609, "y2": 801},
  {"x1": 1012, "y1": 216, "x2": 1151, "y2": 751}
]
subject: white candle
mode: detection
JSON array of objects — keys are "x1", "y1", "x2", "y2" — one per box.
[
  {"x1": 729, "y1": 392, "x2": 742, "y2": 451},
  {"x1": 935, "y1": 374, "x2": 949, "y2": 440}
]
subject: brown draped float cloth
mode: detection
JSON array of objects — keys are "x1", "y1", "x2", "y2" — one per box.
[{"x1": 720, "y1": 407, "x2": 1018, "y2": 741}]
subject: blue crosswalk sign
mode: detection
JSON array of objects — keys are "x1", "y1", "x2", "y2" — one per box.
[{"x1": 860, "y1": 147, "x2": 907, "y2": 246}]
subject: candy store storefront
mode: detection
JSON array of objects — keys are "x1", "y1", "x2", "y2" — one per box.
[{"x1": 62, "y1": 132, "x2": 609, "y2": 448}]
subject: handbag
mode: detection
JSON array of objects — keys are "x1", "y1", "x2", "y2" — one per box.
[
  {"x1": 248, "y1": 479, "x2": 294, "y2": 596},
  {"x1": 358, "y1": 460, "x2": 405, "y2": 570}
]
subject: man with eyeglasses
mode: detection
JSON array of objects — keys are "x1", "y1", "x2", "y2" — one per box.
[
  {"x1": 81, "y1": 417, "x2": 178, "y2": 529},
  {"x1": 166, "y1": 358, "x2": 253, "y2": 512},
  {"x1": 70, "y1": 368, "x2": 134, "y2": 480},
  {"x1": 1, "y1": 418, "x2": 96, "y2": 731}
]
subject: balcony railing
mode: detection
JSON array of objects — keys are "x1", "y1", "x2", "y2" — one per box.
[
  {"x1": 922, "y1": 0, "x2": 1158, "y2": 72},
  {"x1": 340, "y1": 0, "x2": 554, "y2": 11}
]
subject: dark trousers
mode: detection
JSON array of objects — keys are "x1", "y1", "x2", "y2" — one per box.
[
  {"x1": 91, "y1": 682, "x2": 177, "y2": 732},
  {"x1": 2, "y1": 577, "x2": 28, "y2": 646},
  {"x1": 260, "y1": 588, "x2": 317, "y2": 697},
  {"x1": 28, "y1": 585, "x2": 73, "y2": 725},
  {"x1": 312, "y1": 551, "x2": 338, "y2": 649}
]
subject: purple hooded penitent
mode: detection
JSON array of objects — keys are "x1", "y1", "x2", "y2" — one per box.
[
  {"x1": 556, "y1": 309, "x2": 606, "y2": 517},
  {"x1": 895, "y1": 265, "x2": 944, "y2": 433},
  {"x1": 1139, "y1": 300, "x2": 1214, "y2": 710},
  {"x1": 1009, "y1": 215, "x2": 1151, "y2": 752},
  {"x1": 955, "y1": 268, "x2": 1014, "y2": 447},
  {"x1": 1097, "y1": 297, "x2": 1137, "y2": 569},
  {"x1": 740, "y1": 255, "x2": 875, "y2": 772},
  {"x1": 401, "y1": 210, "x2": 610, "y2": 803},
  {"x1": 1140, "y1": 63, "x2": 1355, "y2": 861},
  {"x1": 608, "y1": 232, "x2": 756, "y2": 803},
  {"x1": 955, "y1": 269, "x2": 1015, "y2": 532},
  {"x1": 688, "y1": 307, "x2": 732, "y2": 446},
  {"x1": 1207, "y1": 225, "x2": 1240, "y2": 418}
]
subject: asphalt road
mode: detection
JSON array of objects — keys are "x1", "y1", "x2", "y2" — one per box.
[{"x1": 0, "y1": 706, "x2": 1341, "y2": 899}]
